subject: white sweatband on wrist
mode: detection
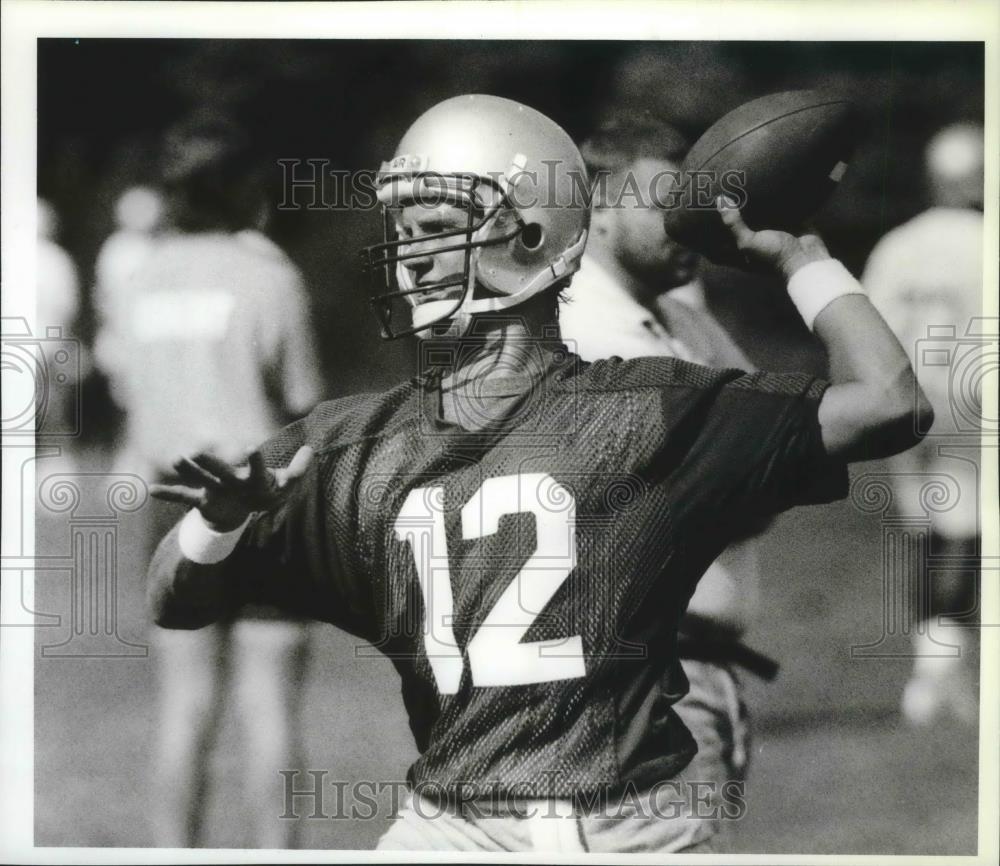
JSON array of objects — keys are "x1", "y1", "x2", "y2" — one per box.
[
  {"x1": 786, "y1": 258, "x2": 866, "y2": 330},
  {"x1": 178, "y1": 509, "x2": 252, "y2": 565}
]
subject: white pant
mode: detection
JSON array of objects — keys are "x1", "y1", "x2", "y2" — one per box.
[{"x1": 375, "y1": 784, "x2": 719, "y2": 853}]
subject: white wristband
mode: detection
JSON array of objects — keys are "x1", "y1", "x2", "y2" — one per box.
[
  {"x1": 178, "y1": 509, "x2": 252, "y2": 565},
  {"x1": 786, "y1": 258, "x2": 866, "y2": 330}
]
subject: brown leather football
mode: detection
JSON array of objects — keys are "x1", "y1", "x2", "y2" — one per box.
[{"x1": 662, "y1": 90, "x2": 863, "y2": 265}]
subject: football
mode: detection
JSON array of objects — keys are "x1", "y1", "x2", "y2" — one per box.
[{"x1": 662, "y1": 90, "x2": 863, "y2": 264}]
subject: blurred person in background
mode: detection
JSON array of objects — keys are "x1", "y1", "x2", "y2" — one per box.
[
  {"x1": 560, "y1": 117, "x2": 770, "y2": 850},
  {"x1": 36, "y1": 197, "x2": 83, "y2": 457},
  {"x1": 93, "y1": 184, "x2": 166, "y2": 410},
  {"x1": 110, "y1": 117, "x2": 325, "y2": 846},
  {"x1": 37, "y1": 197, "x2": 81, "y2": 337},
  {"x1": 862, "y1": 122, "x2": 984, "y2": 726}
]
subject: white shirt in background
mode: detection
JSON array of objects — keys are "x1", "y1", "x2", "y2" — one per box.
[{"x1": 863, "y1": 207, "x2": 983, "y2": 539}]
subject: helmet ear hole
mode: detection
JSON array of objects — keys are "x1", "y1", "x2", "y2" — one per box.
[{"x1": 520, "y1": 222, "x2": 545, "y2": 250}]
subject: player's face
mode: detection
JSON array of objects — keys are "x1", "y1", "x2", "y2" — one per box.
[
  {"x1": 613, "y1": 158, "x2": 699, "y2": 287},
  {"x1": 392, "y1": 201, "x2": 472, "y2": 302}
]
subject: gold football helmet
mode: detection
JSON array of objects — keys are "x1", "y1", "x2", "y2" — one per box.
[{"x1": 364, "y1": 95, "x2": 590, "y2": 339}]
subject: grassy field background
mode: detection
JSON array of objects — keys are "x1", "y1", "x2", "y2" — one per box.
[{"x1": 33, "y1": 448, "x2": 980, "y2": 854}]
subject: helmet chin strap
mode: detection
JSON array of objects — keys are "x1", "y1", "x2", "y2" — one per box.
[{"x1": 467, "y1": 227, "x2": 589, "y2": 313}]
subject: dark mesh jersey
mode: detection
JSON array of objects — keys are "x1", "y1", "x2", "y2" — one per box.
[{"x1": 156, "y1": 351, "x2": 847, "y2": 800}]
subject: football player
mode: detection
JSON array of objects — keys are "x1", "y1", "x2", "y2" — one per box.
[{"x1": 148, "y1": 95, "x2": 931, "y2": 853}]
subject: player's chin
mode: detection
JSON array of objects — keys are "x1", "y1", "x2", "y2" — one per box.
[{"x1": 410, "y1": 296, "x2": 460, "y2": 333}]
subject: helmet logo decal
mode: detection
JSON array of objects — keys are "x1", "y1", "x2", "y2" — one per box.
[{"x1": 381, "y1": 153, "x2": 429, "y2": 176}]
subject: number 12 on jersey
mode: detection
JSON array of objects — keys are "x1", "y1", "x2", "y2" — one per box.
[{"x1": 393, "y1": 473, "x2": 585, "y2": 694}]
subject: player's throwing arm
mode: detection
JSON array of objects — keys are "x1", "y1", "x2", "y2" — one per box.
[{"x1": 715, "y1": 196, "x2": 933, "y2": 460}]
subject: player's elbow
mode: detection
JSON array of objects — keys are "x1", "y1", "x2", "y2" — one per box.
[
  {"x1": 147, "y1": 582, "x2": 223, "y2": 630},
  {"x1": 913, "y1": 386, "x2": 935, "y2": 443},
  {"x1": 147, "y1": 575, "x2": 194, "y2": 629},
  {"x1": 148, "y1": 597, "x2": 188, "y2": 630},
  {"x1": 146, "y1": 544, "x2": 228, "y2": 630},
  {"x1": 868, "y1": 372, "x2": 934, "y2": 458}
]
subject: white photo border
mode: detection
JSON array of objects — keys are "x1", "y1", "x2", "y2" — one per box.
[{"x1": 2, "y1": 1, "x2": 998, "y2": 864}]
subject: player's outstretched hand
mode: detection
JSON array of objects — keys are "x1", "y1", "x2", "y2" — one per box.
[
  {"x1": 150, "y1": 446, "x2": 314, "y2": 532},
  {"x1": 716, "y1": 195, "x2": 830, "y2": 278}
]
